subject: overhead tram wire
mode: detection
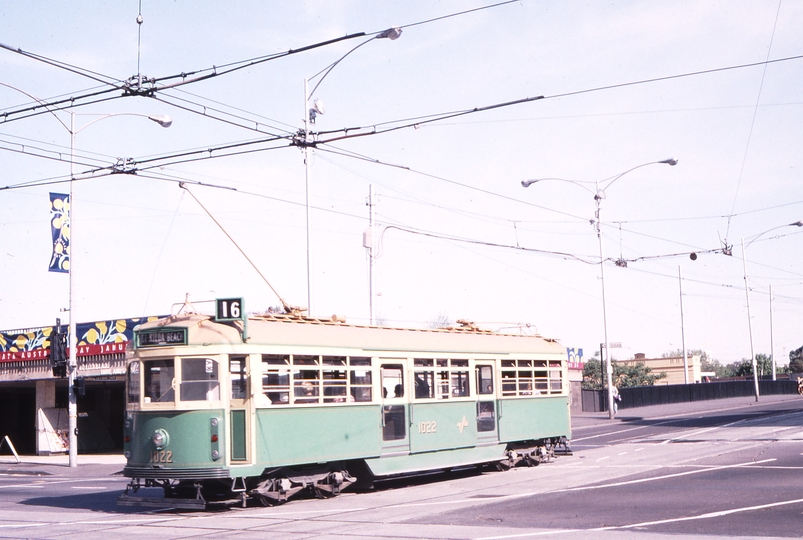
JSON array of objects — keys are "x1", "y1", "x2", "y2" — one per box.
[
  {"x1": 1, "y1": 2, "x2": 520, "y2": 125},
  {"x1": 161, "y1": 86, "x2": 299, "y2": 133},
  {"x1": 308, "y1": 53, "x2": 803, "y2": 146},
  {"x1": 149, "y1": 93, "x2": 295, "y2": 138},
  {"x1": 379, "y1": 225, "x2": 600, "y2": 265},
  {"x1": 178, "y1": 183, "x2": 297, "y2": 313},
  {"x1": 724, "y1": 0, "x2": 784, "y2": 243},
  {"x1": 0, "y1": 41, "x2": 124, "y2": 88}
]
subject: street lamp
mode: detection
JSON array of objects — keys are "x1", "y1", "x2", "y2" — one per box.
[
  {"x1": 66, "y1": 112, "x2": 172, "y2": 467},
  {"x1": 522, "y1": 158, "x2": 678, "y2": 418},
  {"x1": 301, "y1": 27, "x2": 402, "y2": 315},
  {"x1": 741, "y1": 220, "x2": 802, "y2": 397}
]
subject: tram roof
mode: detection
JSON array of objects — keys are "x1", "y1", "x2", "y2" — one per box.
[{"x1": 135, "y1": 312, "x2": 565, "y2": 356}]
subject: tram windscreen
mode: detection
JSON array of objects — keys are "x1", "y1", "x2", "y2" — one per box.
[
  {"x1": 126, "y1": 361, "x2": 140, "y2": 404},
  {"x1": 180, "y1": 358, "x2": 221, "y2": 401},
  {"x1": 143, "y1": 359, "x2": 175, "y2": 403}
]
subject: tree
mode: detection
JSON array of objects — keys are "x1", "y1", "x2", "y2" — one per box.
[
  {"x1": 426, "y1": 312, "x2": 453, "y2": 329},
  {"x1": 790, "y1": 345, "x2": 803, "y2": 373},
  {"x1": 732, "y1": 354, "x2": 781, "y2": 377},
  {"x1": 702, "y1": 357, "x2": 735, "y2": 378},
  {"x1": 582, "y1": 357, "x2": 666, "y2": 389},
  {"x1": 582, "y1": 358, "x2": 603, "y2": 390},
  {"x1": 615, "y1": 362, "x2": 667, "y2": 388}
]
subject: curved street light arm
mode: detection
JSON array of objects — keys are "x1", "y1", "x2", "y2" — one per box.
[
  {"x1": 744, "y1": 220, "x2": 803, "y2": 249},
  {"x1": 520, "y1": 177, "x2": 597, "y2": 197},
  {"x1": 308, "y1": 27, "x2": 402, "y2": 100},
  {"x1": 600, "y1": 158, "x2": 678, "y2": 194},
  {"x1": 72, "y1": 112, "x2": 172, "y2": 135}
]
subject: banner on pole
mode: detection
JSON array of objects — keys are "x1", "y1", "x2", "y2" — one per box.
[{"x1": 49, "y1": 193, "x2": 70, "y2": 273}]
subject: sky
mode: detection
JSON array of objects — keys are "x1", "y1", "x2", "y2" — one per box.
[{"x1": 1, "y1": 1, "x2": 802, "y2": 365}]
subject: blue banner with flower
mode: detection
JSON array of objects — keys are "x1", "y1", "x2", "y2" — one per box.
[
  {"x1": 0, "y1": 316, "x2": 165, "y2": 362},
  {"x1": 49, "y1": 193, "x2": 70, "y2": 273}
]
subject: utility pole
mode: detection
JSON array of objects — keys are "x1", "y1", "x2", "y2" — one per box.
[
  {"x1": 770, "y1": 283, "x2": 776, "y2": 381},
  {"x1": 679, "y1": 266, "x2": 688, "y2": 384},
  {"x1": 365, "y1": 185, "x2": 375, "y2": 325}
]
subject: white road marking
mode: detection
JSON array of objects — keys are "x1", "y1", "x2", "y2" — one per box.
[
  {"x1": 593, "y1": 496, "x2": 803, "y2": 531},
  {"x1": 477, "y1": 496, "x2": 803, "y2": 539}
]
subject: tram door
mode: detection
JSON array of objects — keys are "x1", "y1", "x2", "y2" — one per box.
[
  {"x1": 228, "y1": 355, "x2": 251, "y2": 463},
  {"x1": 475, "y1": 363, "x2": 499, "y2": 444},
  {"x1": 380, "y1": 362, "x2": 410, "y2": 455}
]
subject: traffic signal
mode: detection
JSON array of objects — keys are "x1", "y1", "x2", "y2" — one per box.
[
  {"x1": 51, "y1": 318, "x2": 68, "y2": 378},
  {"x1": 72, "y1": 378, "x2": 86, "y2": 397}
]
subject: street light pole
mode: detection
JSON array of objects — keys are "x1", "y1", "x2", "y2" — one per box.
[
  {"x1": 66, "y1": 112, "x2": 172, "y2": 467},
  {"x1": 300, "y1": 27, "x2": 402, "y2": 316},
  {"x1": 522, "y1": 158, "x2": 678, "y2": 418},
  {"x1": 593, "y1": 179, "x2": 616, "y2": 418},
  {"x1": 303, "y1": 78, "x2": 313, "y2": 314},
  {"x1": 741, "y1": 238, "x2": 759, "y2": 402},
  {"x1": 679, "y1": 265, "x2": 689, "y2": 384},
  {"x1": 769, "y1": 283, "x2": 775, "y2": 381},
  {"x1": 739, "y1": 220, "x2": 803, "y2": 400}
]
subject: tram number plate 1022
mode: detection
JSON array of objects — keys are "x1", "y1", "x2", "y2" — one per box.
[
  {"x1": 417, "y1": 421, "x2": 437, "y2": 434},
  {"x1": 150, "y1": 450, "x2": 173, "y2": 463}
]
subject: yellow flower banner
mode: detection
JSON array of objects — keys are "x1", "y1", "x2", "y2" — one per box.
[{"x1": 49, "y1": 193, "x2": 70, "y2": 273}]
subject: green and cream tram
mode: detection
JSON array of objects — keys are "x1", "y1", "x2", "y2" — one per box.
[{"x1": 119, "y1": 300, "x2": 571, "y2": 508}]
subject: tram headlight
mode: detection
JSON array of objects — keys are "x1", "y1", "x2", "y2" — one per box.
[{"x1": 151, "y1": 428, "x2": 169, "y2": 449}]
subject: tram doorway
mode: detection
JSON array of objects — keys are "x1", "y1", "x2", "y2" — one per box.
[
  {"x1": 475, "y1": 363, "x2": 499, "y2": 444},
  {"x1": 380, "y1": 362, "x2": 410, "y2": 455},
  {"x1": 228, "y1": 355, "x2": 252, "y2": 463}
]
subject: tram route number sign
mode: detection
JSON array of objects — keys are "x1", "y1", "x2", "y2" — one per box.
[{"x1": 216, "y1": 297, "x2": 245, "y2": 322}]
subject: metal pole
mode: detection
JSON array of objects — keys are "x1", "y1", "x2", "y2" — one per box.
[
  {"x1": 367, "y1": 185, "x2": 374, "y2": 325},
  {"x1": 679, "y1": 266, "x2": 688, "y2": 384},
  {"x1": 595, "y1": 183, "x2": 614, "y2": 418},
  {"x1": 68, "y1": 112, "x2": 78, "y2": 467},
  {"x1": 741, "y1": 238, "x2": 759, "y2": 401},
  {"x1": 770, "y1": 283, "x2": 776, "y2": 381},
  {"x1": 304, "y1": 78, "x2": 312, "y2": 315}
]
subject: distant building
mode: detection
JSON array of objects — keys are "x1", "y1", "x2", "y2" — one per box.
[
  {"x1": 566, "y1": 347, "x2": 584, "y2": 412},
  {"x1": 617, "y1": 352, "x2": 702, "y2": 385}
]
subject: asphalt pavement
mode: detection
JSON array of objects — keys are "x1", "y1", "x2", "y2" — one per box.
[
  {"x1": 2, "y1": 393, "x2": 800, "y2": 478},
  {"x1": 572, "y1": 392, "x2": 802, "y2": 429}
]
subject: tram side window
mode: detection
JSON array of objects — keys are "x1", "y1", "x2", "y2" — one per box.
[
  {"x1": 294, "y1": 369, "x2": 321, "y2": 404},
  {"x1": 180, "y1": 358, "x2": 221, "y2": 402},
  {"x1": 549, "y1": 361, "x2": 564, "y2": 391},
  {"x1": 127, "y1": 361, "x2": 140, "y2": 404},
  {"x1": 322, "y1": 357, "x2": 348, "y2": 402},
  {"x1": 230, "y1": 356, "x2": 247, "y2": 400},
  {"x1": 450, "y1": 359, "x2": 469, "y2": 397},
  {"x1": 414, "y1": 372, "x2": 434, "y2": 399},
  {"x1": 476, "y1": 365, "x2": 494, "y2": 395},
  {"x1": 349, "y1": 356, "x2": 373, "y2": 402},
  {"x1": 533, "y1": 360, "x2": 549, "y2": 393},
  {"x1": 143, "y1": 359, "x2": 175, "y2": 403},
  {"x1": 500, "y1": 358, "x2": 566, "y2": 396},
  {"x1": 501, "y1": 360, "x2": 517, "y2": 396},
  {"x1": 262, "y1": 354, "x2": 290, "y2": 405}
]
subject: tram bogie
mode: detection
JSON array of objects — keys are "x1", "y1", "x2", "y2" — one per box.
[{"x1": 118, "y1": 303, "x2": 572, "y2": 509}]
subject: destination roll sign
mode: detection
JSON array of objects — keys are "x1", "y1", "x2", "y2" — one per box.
[{"x1": 138, "y1": 329, "x2": 187, "y2": 347}]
